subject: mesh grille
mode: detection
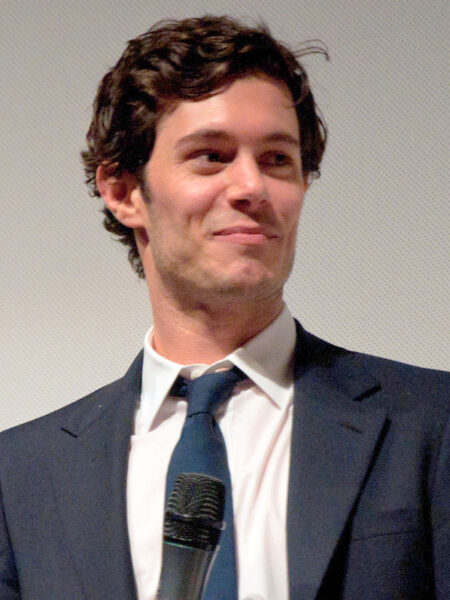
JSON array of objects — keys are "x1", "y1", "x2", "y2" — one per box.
[{"x1": 164, "y1": 473, "x2": 225, "y2": 549}]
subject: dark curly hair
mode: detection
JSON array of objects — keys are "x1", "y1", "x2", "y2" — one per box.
[{"x1": 81, "y1": 15, "x2": 328, "y2": 277}]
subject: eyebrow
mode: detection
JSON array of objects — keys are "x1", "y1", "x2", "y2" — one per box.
[{"x1": 175, "y1": 128, "x2": 300, "y2": 149}]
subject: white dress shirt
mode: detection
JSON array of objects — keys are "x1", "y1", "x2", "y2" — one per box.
[{"x1": 127, "y1": 306, "x2": 296, "y2": 600}]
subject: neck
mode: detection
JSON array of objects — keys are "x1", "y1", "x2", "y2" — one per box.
[{"x1": 149, "y1": 290, "x2": 284, "y2": 364}]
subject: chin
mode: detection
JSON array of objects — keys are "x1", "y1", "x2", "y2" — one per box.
[{"x1": 205, "y1": 269, "x2": 285, "y2": 299}]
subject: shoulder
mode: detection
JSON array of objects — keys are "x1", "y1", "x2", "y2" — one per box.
[
  {"x1": 295, "y1": 320, "x2": 449, "y2": 413},
  {"x1": 347, "y1": 348, "x2": 449, "y2": 395},
  {"x1": 294, "y1": 324, "x2": 449, "y2": 493},
  {"x1": 0, "y1": 350, "x2": 144, "y2": 454}
]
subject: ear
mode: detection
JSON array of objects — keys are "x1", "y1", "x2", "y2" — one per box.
[{"x1": 96, "y1": 164, "x2": 146, "y2": 229}]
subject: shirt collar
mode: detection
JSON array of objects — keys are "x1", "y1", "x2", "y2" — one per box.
[{"x1": 138, "y1": 305, "x2": 296, "y2": 433}]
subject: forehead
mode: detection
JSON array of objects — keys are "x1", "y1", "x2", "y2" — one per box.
[{"x1": 154, "y1": 76, "x2": 300, "y2": 146}]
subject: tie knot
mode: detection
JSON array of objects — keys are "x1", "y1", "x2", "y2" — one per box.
[{"x1": 171, "y1": 367, "x2": 245, "y2": 416}]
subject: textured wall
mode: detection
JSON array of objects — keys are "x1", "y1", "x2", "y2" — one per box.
[{"x1": 2, "y1": 0, "x2": 449, "y2": 429}]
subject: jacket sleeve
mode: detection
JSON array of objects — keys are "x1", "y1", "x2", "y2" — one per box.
[
  {"x1": 431, "y1": 414, "x2": 450, "y2": 600},
  {"x1": 0, "y1": 480, "x2": 20, "y2": 599}
]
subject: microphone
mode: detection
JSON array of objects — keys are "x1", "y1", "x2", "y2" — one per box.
[{"x1": 156, "y1": 472, "x2": 226, "y2": 600}]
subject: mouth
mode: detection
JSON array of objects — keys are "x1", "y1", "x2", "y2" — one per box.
[{"x1": 212, "y1": 225, "x2": 277, "y2": 245}]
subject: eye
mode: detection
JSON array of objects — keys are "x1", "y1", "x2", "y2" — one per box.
[
  {"x1": 257, "y1": 150, "x2": 301, "y2": 180},
  {"x1": 194, "y1": 150, "x2": 229, "y2": 163},
  {"x1": 187, "y1": 148, "x2": 233, "y2": 175},
  {"x1": 204, "y1": 151, "x2": 224, "y2": 163},
  {"x1": 260, "y1": 151, "x2": 292, "y2": 166}
]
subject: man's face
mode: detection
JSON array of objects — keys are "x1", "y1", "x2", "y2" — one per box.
[{"x1": 137, "y1": 76, "x2": 308, "y2": 305}]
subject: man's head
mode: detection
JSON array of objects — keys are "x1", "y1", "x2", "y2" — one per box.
[{"x1": 82, "y1": 15, "x2": 327, "y2": 278}]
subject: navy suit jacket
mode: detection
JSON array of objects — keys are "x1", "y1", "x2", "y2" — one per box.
[{"x1": 1, "y1": 322, "x2": 449, "y2": 599}]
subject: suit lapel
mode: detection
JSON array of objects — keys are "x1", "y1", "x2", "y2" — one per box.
[
  {"x1": 37, "y1": 327, "x2": 386, "y2": 599},
  {"x1": 49, "y1": 351, "x2": 143, "y2": 599},
  {"x1": 287, "y1": 325, "x2": 386, "y2": 600}
]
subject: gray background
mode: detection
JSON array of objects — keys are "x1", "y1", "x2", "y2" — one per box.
[{"x1": 2, "y1": 0, "x2": 449, "y2": 430}]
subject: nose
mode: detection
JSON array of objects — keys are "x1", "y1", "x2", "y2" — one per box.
[{"x1": 224, "y1": 153, "x2": 267, "y2": 209}]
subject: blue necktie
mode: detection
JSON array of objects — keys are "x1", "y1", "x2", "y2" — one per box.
[{"x1": 166, "y1": 367, "x2": 246, "y2": 600}]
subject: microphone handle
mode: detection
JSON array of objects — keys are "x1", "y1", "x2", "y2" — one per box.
[{"x1": 156, "y1": 540, "x2": 216, "y2": 600}]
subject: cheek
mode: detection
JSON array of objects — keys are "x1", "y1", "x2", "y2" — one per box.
[
  {"x1": 277, "y1": 194, "x2": 304, "y2": 246},
  {"x1": 172, "y1": 183, "x2": 225, "y2": 225},
  {"x1": 278, "y1": 192, "x2": 304, "y2": 225}
]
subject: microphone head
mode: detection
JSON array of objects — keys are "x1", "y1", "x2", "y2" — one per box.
[{"x1": 164, "y1": 473, "x2": 225, "y2": 550}]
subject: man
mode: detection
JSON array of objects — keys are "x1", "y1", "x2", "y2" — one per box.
[{"x1": 0, "y1": 15, "x2": 448, "y2": 600}]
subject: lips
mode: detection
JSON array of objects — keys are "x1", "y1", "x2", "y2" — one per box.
[{"x1": 212, "y1": 224, "x2": 277, "y2": 244}]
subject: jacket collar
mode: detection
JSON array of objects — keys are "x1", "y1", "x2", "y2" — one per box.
[
  {"x1": 54, "y1": 351, "x2": 143, "y2": 599},
  {"x1": 287, "y1": 322, "x2": 386, "y2": 599},
  {"x1": 55, "y1": 322, "x2": 386, "y2": 600}
]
